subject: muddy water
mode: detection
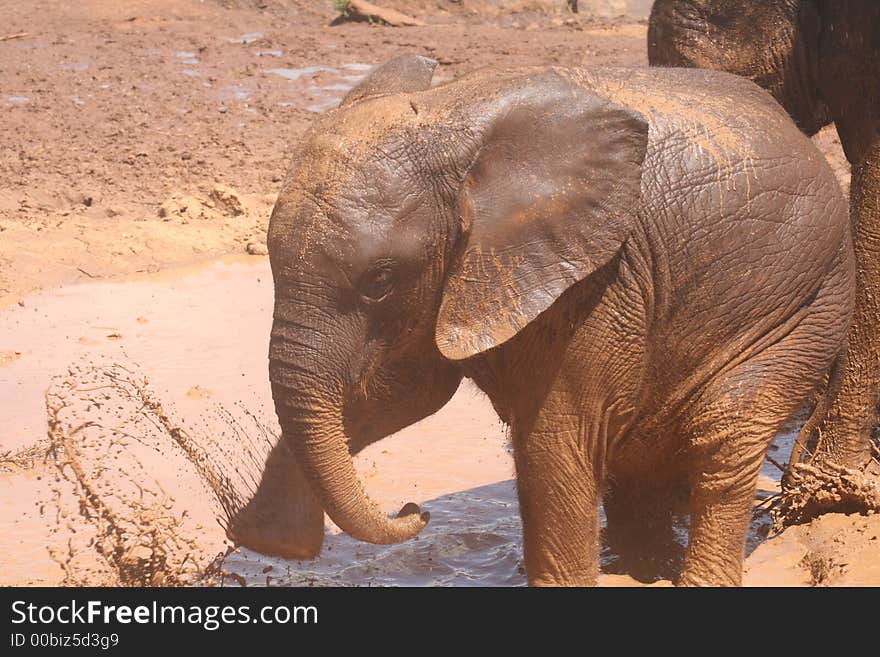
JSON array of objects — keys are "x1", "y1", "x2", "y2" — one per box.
[
  {"x1": 580, "y1": 0, "x2": 654, "y2": 18},
  {"x1": 0, "y1": 258, "x2": 513, "y2": 585},
  {"x1": 1, "y1": 257, "x2": 795, "y2": 586},
  {"x1": 265, "y1": 63, "x2": 371, "y2": 113},
  {"x1": 1, "y1": 257, "x2": 274, "y2": 454}
]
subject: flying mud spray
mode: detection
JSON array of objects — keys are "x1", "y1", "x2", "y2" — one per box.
[{"x1": 43, "y1": 359, "x2": 270, "y2": 586}]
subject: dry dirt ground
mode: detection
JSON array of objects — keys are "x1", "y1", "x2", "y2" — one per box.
[
  {"x1": 1, "y1": 0, "x2": 877, "y2": 586},
  {"x1": 0, "y1": 0, "x2": 651, "y2": 307}
]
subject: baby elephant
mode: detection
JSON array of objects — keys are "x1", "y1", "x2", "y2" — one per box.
[{"x1": 230, "y1": 55, "x2": 854, "y2": 586}]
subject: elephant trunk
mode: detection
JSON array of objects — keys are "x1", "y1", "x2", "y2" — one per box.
[{"x1": 269, "y1": 318, "x2": 429, "y2": 546}]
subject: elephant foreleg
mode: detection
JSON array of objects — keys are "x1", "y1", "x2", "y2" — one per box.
[{"x1": 513, "y1": 426, "x2": 601, "y2": 587}]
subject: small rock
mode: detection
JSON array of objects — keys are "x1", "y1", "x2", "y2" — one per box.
[
  {"x1": 246, "y1": 241, "x2": 268, "y2": 256},
  {"x1": 210, "y1": 184, "x2": 244, "y2": 216},
  {"x1": 159, "y1": 194, "x2": 204, "y2": 221},
  {"x1": 62, "y1": 189, "x2": 101, "y2": 208}
]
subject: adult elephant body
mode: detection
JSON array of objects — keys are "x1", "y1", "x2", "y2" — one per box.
[
  {"x1": 649, "y1": 0, "x2": 880, "y2": 470},
  {"x1": 230, "y1": 57, "x2": 854, "y2": 586}
]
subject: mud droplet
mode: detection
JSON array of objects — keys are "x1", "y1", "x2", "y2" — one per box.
[
  {"x1": 185, "y1": 385, "x2": 212, "y2": 400},
  {"x1": 0, "y1": 350, "x2": 22, "y2": 366}
]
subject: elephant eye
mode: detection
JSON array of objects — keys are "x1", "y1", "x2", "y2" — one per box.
[{"x1": 360, "y1": 263, "x2": 395, "y2": 303}]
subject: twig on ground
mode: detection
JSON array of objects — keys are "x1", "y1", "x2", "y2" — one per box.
[{"x1": 330, "y1": 0, "x2": 424, "y2": 27}]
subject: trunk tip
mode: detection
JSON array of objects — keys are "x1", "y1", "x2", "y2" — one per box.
[{"x1": 396, "y1": 502, "x2": 430, "y2": 526}]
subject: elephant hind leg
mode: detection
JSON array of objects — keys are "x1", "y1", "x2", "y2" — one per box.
[
  {"x1": 679, "y1": 302, "x2": 849, "y2": 585},
  {"x1": 603, "y1": 475, "x2": 687, "y2": 583},
  {"x1": 681, "y1": 394, "x2": 801, "y2": 586}
]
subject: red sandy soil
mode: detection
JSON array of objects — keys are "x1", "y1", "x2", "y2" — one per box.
[{"x1": 0, "y1": 0, "x2": 649, "y2": 308}]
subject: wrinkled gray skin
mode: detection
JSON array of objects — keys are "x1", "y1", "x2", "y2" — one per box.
[
  {"x1": 649, "y1": 0, "x2": 880, "y2": 470},
  {"x1": 229, "y1": 55, "x2": 854, "y2": 586}
]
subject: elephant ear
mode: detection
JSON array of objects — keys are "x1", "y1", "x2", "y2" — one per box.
[
  {"x1": 435, "y1": 71, "x2": 649, "y2": 361},
  {"x1": 340, "y1": 54, "x2": 437, "y2": 108}
]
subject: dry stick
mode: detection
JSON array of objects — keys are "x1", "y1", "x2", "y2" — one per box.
[
  {"x1": 0, "y1": 32, "x2": 28, "y2": 42},
  {"x1": 765, "y1": 454, "x2": 787, "y2": 474},
  {"x1": 339, "y1": 0, "x2": 424, "y2": 27}
]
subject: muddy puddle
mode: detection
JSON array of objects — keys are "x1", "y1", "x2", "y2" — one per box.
[
  {"x1": 1, "y1": 257, "x2": 797, "y2": 586},
  {"x1": 265, "y1": 63, "x2": 372, "y2": 113},
  {"x1": 162, "y1": 34, "x2": 374, "y2": 113},
  {"x1": 572, "y1": 0, "x2": 653, "y2": 19}
]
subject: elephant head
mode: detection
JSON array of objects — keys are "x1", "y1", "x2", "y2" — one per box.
[
  {"x1": 229, "y1": 56, "x2": 647, "y2": 557},
  {"x1": 648, "y1": 0, "x2": 832, "y2": 136}
]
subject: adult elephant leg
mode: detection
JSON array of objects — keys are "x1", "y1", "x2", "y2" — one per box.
[
  {"x1": 806, "y1": 0, "x2": 880, "y2": 469},
  {"x1": 809, "y1": 145, "x2": 880, "y2": 469}
]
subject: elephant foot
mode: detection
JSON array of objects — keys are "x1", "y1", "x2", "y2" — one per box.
[
  {"x1": 227, "y1": 500, "x2": 325, "y2": 560},
  {"x1": 226, "y1": 435, "x2": 327, "y2": 559},
  {"x1": 603, "y1": 543, "x2": 683, "y2": 583}
]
